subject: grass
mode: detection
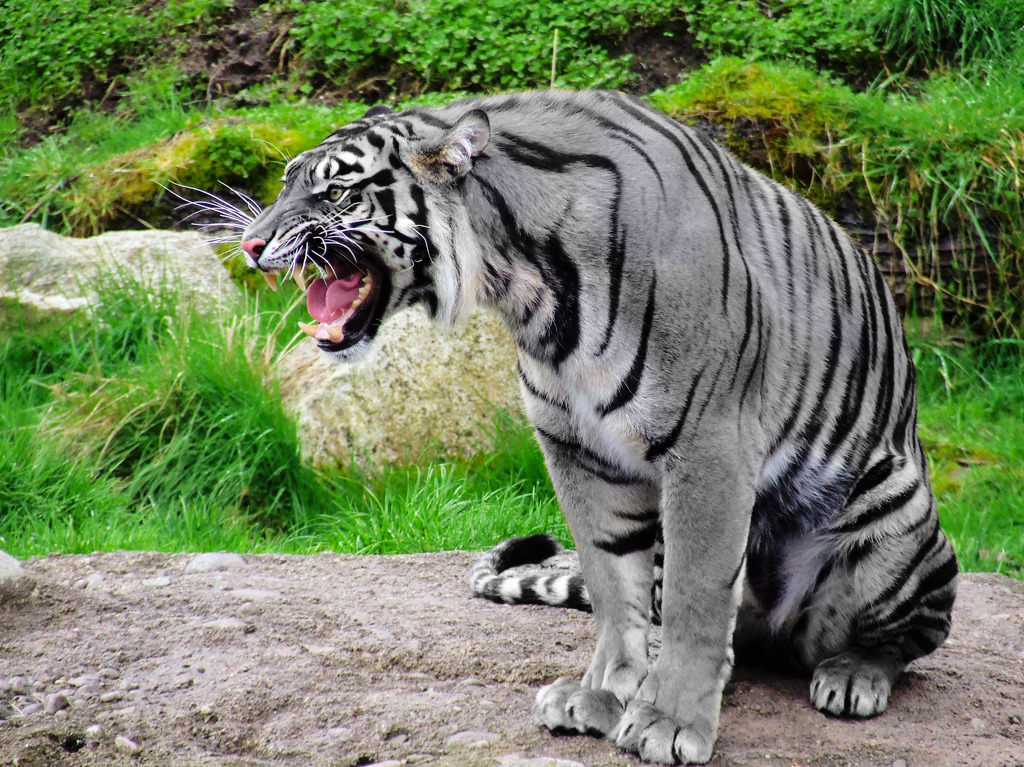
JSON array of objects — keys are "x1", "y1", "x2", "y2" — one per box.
[
  {"x1": 0, "y1": 270, "x2": 568, "y2": 559},
  {"x1": 910, "y1": 324, "x2": 1024, "y2": 579},
  {"x1": 0, "y1": 268, "x2": 1020, "y2": 582}
]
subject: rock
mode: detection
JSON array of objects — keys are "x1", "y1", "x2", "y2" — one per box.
[
  {"x1": 0, "y1": 224, "x2": 240, "y2": 319},
  {"x1": 184, "y1": 553, "x2": 247, "y2": 572},
  {"x1": 0, "y1": 549, "x2": 32, "y2": 603},
  {"x1": 278, "y1": 307, "x2": 521, "y2": 466},
  {"x1": 497, "y1": 757, "x2": 588, "y2": 767},
  {"x1": 142, "y1": 576, "x2": 172, "y2": 587},
  {"x1": 73, "y1": 573, "x2": 105, "y2": 590},
  {"x1": 114, "y1": 735, "x2": 142, "y2": 754},
  {"x1": 43, "y1": 692, "x2": 70, "y2": 714}
]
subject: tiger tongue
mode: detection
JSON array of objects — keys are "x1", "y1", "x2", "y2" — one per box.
[{"x1": 306, "y1": 272, "x2": 364, "y2": 324}]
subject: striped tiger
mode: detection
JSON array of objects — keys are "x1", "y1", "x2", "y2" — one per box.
[{"x1": 239, "y1": 91, "x2": 958, "y2": 765}]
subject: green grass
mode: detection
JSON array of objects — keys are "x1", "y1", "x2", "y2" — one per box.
[
  {"x1": 0, "y1": 270, "x2": 567, "y2": 559},
  {"x1": 909, "y1": 325, "x2": 1024, "y2": 579},
  {"x1": 1, "y1": 267, "x2": 1020, "y2": 583}
]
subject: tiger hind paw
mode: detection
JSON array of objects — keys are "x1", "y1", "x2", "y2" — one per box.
[{"x1": 810, "y1": 650, "x2": 901, "y2": 718}]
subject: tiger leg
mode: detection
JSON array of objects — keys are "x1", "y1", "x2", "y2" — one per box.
[
  {"x1": 614, "y1": 432, "x2": 753, "y2": 765},
  {"x1": 797, "y1": 450, "x2": 958, "y2": 718},
  {"x1": 531, "y1": 439, "x2": 659, "y2": 739}
]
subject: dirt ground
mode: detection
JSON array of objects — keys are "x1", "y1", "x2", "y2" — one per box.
[{"x1": 0, "y1": 551, "x2": 1021, "y2": 767}]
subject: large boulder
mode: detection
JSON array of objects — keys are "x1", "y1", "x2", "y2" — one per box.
[
  {"x1": 0, "y1": 223, "x2": 239, "y2": 315},
  {"x1": 277, "y1": 307, "x2": 522, "y2": 466}
]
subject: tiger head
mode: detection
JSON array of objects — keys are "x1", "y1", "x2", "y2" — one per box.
[{"x1": 240, "y1": 105, "x2": 490, "y2": 361}]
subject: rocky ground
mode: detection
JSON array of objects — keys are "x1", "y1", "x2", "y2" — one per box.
[{"x1": 0, "y1": 551, "x2": 1022, "y2": 767}]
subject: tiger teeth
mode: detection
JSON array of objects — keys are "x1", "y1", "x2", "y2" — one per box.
[
  {"x1": 293, "y1": 268, "x2": 308, "y2": 292},
  {"x1": 262, "y1": 271, "x2": 278, "y2": 291},
  {"x1": 298, "y1": 321, "x2": 318, "y2": 337},
  {"x1": 325, "y1": 324, "x2": 344, "y2": 343}
]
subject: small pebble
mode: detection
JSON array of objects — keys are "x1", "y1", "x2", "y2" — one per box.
[
  {"x1": 43, "y1": 693, "x2": 70, "y2": 714},
  {"x1": 496, "y1": 757, "x2": 588, "y2": 767},
  {"x1": 142, "y1": 576, "x2": 171, "y2": 587},
  {"x1": 86, "y1": 723, "x2": 103, "y2": 740},
  {"x1": 99, "y1": 668, "x2": 121, "y2": 680},
  {"x1": 68, "y1": 675, "x2": 99, "y2": 688},
  {"x1": 100, "y1": 691, "x2": 125, "y2": 703},
  {"x1": 8, "y1": 676, "x2": 28, "y2": 695},
  {"x1": 114, "y1": 735, "x2": 142, "y2": 754},
  {"x1": 185, "y1": 552, "x2": 247, "y2": 572},
  {"x1": 891, "y1": 759, "x2": 908, "y2": 767},
  {"x1": 446, "y1": 730, "x2": 500, "y2": 748},
  {"x1": 73, "y1": 574, "x2": 105, "y2": 590},
  {"x1": 19, "y1": 703, "x2": 42, "y2": 716}
]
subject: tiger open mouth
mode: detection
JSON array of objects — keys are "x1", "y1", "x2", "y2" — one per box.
[{"x1": 262, "y1": 248, "x2": 388, "y2": 352}]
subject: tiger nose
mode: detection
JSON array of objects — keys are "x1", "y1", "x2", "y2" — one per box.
[{"x1": 241, "y1": 238, "x2": 265, "y2": 261}]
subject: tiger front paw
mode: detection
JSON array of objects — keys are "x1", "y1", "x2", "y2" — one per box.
[
  {"x1": 613, "y1": 700, "x2": 714, "y2": 765},
  {"x1": 532, "y1": 677, "x2": 624, "y2": 737}
]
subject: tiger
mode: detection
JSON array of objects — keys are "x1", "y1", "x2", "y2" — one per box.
[{"x1": 238, "y1": 90, "x2": 958, "y2": 765}]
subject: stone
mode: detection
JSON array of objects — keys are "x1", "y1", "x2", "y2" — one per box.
[
  {"x1": 0, "y1": 224, "x2": 240, "y2": 319},
  {"x1": 43, "y1": 692, "x2": 70, "y2": 714},
  {"x1": 184, "y1": 552, "x2": 247, "y2": 572},
  {"x1": 114, "y1": 735, "x2": 142, "y2": 754},
  {"x1": 0, "y1": 549, "x2": 32, "y2": 603},
  {"x1": 496, "y1": 757, "x2": 588, "y2": 767},
  {"x1": 277, "y1": 307, "x2": 521, "y2": 466}
]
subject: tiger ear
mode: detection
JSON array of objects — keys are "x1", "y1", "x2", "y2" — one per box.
[{"x1": 409, "y1": 109, "x2": 490, "y2": 183}]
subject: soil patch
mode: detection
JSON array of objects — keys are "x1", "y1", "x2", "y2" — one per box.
[{"x1": 1, "y1": 552, "x2": 1022, "y2": 766}]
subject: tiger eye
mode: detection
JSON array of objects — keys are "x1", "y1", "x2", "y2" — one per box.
[{"x1": 328, "y1": 187, "x2": 344, "y2": 202}]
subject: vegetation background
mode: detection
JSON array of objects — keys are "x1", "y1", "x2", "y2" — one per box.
[{"x1": 0, "y1": 0, "x2": 1021, "y2": 579}]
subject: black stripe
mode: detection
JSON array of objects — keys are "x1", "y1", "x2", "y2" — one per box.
[
  {"x1": 646, "y1": 368, "x2": 706, "y2": 461},
  {"x1": 536, "y1": 233, "x2": 580, "y2": 368},
  {"x1": 862, "y1": 522, "x2": 940, "y2": 612},
  {"x1": 609, "y1": 99, "x2": 735, "y2": 313},
  {"x1": 832, "y1": 479, "x2": 922, "y2": 534},
  {"x1": 599, "y1": 275, "x2": 657, "y2": 415},
  {"x1": 862, "y1": 551, "x2": 957, "y2": 633},
  {"x1": 594, "y1": 522, "x2": 659, "y2": 556},
  {"x1": 847, "y1": 456, "x2": 899, "y2": 505},
  {"x1": 517, "y1": 361, "x2": 568, "y2": 411},
  {"x1": 535, "y1": 426, "x2": 645, "y2": 486}
]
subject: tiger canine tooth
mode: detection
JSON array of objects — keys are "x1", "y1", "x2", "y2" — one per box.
[
  {"x1": 262, "y1": 271, "x2": 278, "y2": 291},
  {"x1": 325, "y1": 324, "x2": 344, "y2": 342},
  {"x1": 298, "y1": 321, "x2": 319, "y2": 337},
  {"x1": 293, "y1": 268, "x2": 308, "y2": 292}
]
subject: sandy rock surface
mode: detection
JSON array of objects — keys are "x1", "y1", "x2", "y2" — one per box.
[
  {"x1": 278, "y1": 308, "x2": 521, "y2": 466},
  {"x1": 0, "y1": 224, "x2": 240, "y2": 314},
  {"x1": 0, "y1": 551, "x2": 1021, "y2": 767}
]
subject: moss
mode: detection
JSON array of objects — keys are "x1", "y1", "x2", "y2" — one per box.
[
  {"x1": 649, "y1": 58, "x2": 862, "y2": 211},
  {"x1": 64, "y1": 119, "x2": 313, "y2": 235}
]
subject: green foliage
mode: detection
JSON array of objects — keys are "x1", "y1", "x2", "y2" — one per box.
[
  {"x1": 653, "y1": 57, "x2": 1024, "y2": 335},
  {"x1": 287, "y1": 0, "x2": 677, "y2": 93},
  {"x1": 680, "y1": 0, "x2": 876, "y2": 71},
  {"x1": 845, "y1": 0, "x2": 1024, "y2": 69},
  {"x1": 910, "y1": 327, "x2": 1024, "y2": 580},
  {"x1": 0, "y1": 0, "x2": 229, "y2": 112}
]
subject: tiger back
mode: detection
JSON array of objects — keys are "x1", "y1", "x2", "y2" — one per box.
[{"x1": 240, "y1": 90, "x2": 957, "y2": 766}]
